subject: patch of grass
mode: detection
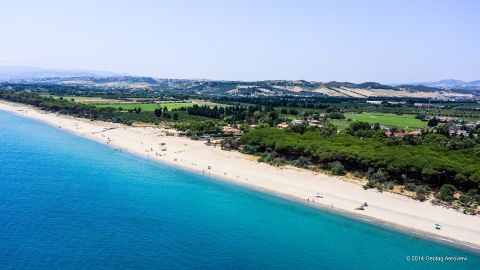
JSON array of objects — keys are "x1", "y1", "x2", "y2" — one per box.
[
  {"x1": 332, "y1": 113, "x2": 427, "y2": 130},
  {"x1": 328, "y1": 119, "x2": 351, "y2": 130}
]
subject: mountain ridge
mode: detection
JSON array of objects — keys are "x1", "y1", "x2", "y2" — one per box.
[{"x1": 0, "y1": 66, "x2": 478, "y2": 99}]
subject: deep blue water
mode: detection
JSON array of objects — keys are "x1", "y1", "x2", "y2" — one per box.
[{"x1": 0, "y1": 110, "x2": 479, "y2": 270}]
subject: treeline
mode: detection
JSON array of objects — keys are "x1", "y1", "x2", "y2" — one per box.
[
  {"x1": 210, "y1": 96, "x2": 436, "y2": 109},
  {"x1": 186, "y1": 104, "x2": 274, "y2": 121},
  {"x1": 0, "y1": 90, "x2": 141, "y2": 124},
  {"x1": 241, "y1": 127, "x2": 480, "y2": 192}
]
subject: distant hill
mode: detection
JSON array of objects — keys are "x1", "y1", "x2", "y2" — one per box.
[
  {"x1": 2, "y1": 76, "x2": 477, "y2": 100},
  {"x1": 413, "y1": 79, "x2": 480, "y2": 91},
  {"x1": 0, "y1": 66, "x2": 478, "y2": 99},
  {"x1": 0, "y1": 65, "x2": 122, "y2": 80}
]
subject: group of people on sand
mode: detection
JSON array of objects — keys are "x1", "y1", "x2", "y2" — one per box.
[
  {"x1": 307, "y1": 193, "x2": 324, "y2": 203},
  {"x1": 356, "y1": 202, "x2": 369, "y2": 210}
]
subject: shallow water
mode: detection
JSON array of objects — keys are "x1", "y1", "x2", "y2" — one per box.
[{"x1": 0, "y1": 110, "x2": 479, "y2": 269}]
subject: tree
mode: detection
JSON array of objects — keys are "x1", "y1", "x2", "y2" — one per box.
[
  {"x1": 427, "y1": 117, "x2": 438, "y2": 127},
  {"x1": 173, "y1": 113, "x2": 179, "y2": 120},
  {"x1": 266, "y1": 111, "x2": 279, "y2": 126},
  {"x1": 370, "y1": 168, "x2": 390, "y2": 182},
  {"x1": 289, "y1": 122, "x2": 308, "y2": 134},
  {"x1": 415, "y1": 185, "x2": 429, "y2": 201},
  {"x1": 292, "y1": 156, "x2": 311, "y2": 168},
  {"x1": 326, "y1": 112, "x2": 345, "y2": 119},
  {"x1": 405, "y1": 182, "x2": 417, "y2": 191},
  {"x1": 435, "y1": 184, "x2": 456, "y2": 202},
  {"x1": 318, "y1": 123, "x2": 337, "y2": 137},
  {"x1": 154, "y1": 108, "x2": 162, "y2": 117},
  {"x1": 289, "y1": 109, "x2": 299, "y2": 115},
  {"x1": 329, "y1": 161, "x2": 345, "y2": 175},
  {"x1": 348, "y1": 121, "x2": 371, "y2": 132},
  {"x1": 474, "y1": 145, "x2": 480, "y2": 158}
]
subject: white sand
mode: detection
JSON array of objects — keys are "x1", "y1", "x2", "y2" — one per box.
[{"x1": 2, "y1": 100, "x2": 480, "y2": 250}]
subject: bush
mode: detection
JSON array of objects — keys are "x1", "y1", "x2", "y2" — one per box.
[
  {"x1": 376, "y1": 183, "x2": 385, "y2": 192},
  {"x1": 459, "y1": 194, "x2": 471, "y2": 206},
  {"x1": 259, "y1": 152, "x2": 274, "y2": 163},
  {"x1": 427, "y1": 117, "x2": 438, "y2": 127},
  {"x1": 292, "y1": 156, "x2": 311, "y2": 168},
  {"x1": 242, "y1": 144, "x2": 257, "y2": 154},
  {"x1": 370, "y1": 168, "x2": 390, "y2": 183},
  {"x1": 363, "y1": 179, "x2": 377, "y2": 190},
  {"x1": 326, "y1": 112, "x2": 345, "y2": 119},
  {"x1": 435, "y1": 184, "x2": 457, "y2": 202},
  {"x1": 459, "y1": 189, "x2": 480, "y2": 207},
  {"x1": 415, "y1": 185, "x2": 429, "y2": 201},
  {"x1": 349, "y1": 121, "x2": 371, "y2": 131},
  {"x1": 385, "y1": 181, "x2": 396, "y2": 190},
  {"x1": 405, "y1": 182, "x2": 417, "y2": 192},
  {"x1": 329, "y1": 161, "x2": 345, "y2": 175},
  {"x1": 474, "y1": 145, "x2": 480, "y2": 158},
  {"x1": 353, "y1": 171, "x2": 363, "y2": 178}
]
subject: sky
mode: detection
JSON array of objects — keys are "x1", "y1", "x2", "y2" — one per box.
[{"x1": 0, "y1": 0, "x2": 479, "y2": 83}]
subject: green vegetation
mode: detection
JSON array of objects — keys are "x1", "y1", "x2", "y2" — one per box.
[
  {"x1": 435, "y1": 184, "x2": 457, "y2": 202},
  {"x1": 95, "y1": 102, "x2": 193, "y2": 111},
  {"x1": 337, "y1": 113, "x2": 427, "y2": 130},
  {"x1": 242, "y1": 126, "x2": 480, "y2": 192},
  {"x1": 415, "y1": 185, "x2": 430, "y2": 201},
  {"x1": 329, "y1": 161, "x2": 346, "y2": 175},
  {"x1": 0, "y1": 91, "x2": 210, "y2": 126}
]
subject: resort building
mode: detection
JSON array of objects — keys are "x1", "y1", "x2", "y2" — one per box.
[
  {"x1": 222, "y1": 126, "x2": 243, "y2": 136},
  {"x1": 277, "y1": 123, "x2": 289, "y2": 129}
]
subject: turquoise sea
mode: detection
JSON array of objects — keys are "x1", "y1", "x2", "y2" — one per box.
[{"x1": 0, "y1": 110, "x2": 479, "y2": 270}]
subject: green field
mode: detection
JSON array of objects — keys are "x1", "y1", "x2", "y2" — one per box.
[
  {"x1": 331, "y1": 113, "x2": 427, "y2": 130},
  {"x1": 95, "y1": 102, "x2": 193, "y2": 111},
  {"x1": 48, "y1": 95, "x2": 128, "y2": 104}
]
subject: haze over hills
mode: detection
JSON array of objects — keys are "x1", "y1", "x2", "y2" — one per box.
[
  {"x1": 0, "y1": 66, "x2": 478, "y2": 99},
  {"x1": 0, "y1": 65, "x2": 122, "y2": 80},
  {"x1": 412, "y1": 79, "x2": 480, "y2": 91}
]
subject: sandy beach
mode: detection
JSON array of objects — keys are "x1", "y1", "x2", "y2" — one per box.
[{"x1": 2, "y1": 100, "x2": 480, "y2": 251}]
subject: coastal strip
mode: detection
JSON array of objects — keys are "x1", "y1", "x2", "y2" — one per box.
[{"x1": 2, "y1": 100, "x2": 480, "y2": 252}]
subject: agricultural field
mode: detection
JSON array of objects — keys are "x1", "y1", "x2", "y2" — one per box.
[
  {"x1": 95, "y1": 102, "x2": 194, "y2": 111},
  {"x1": 51, "y1": 96, "x2": 203, "y2": 110},
  {"x1": 50, "y1": 95, "x2": 127, "y2": 104},
  {"x1": 331, "y1": 113, "x2": 427, "y2": 130}
]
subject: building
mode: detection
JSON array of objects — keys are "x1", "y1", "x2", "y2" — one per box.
[
  {"x1": 385, "y1": 130, "x2": 422, "y2": 138},
  {"x1": 366, "y1": 100, "x2": 383, "y2": 105},
  {"x1": 307, "y1": 119, "x2": 322, "y2": 127},
  {"x1": 291, "y1": 119, "x2": 305, "y2": 125},
  {"x1": 277, "y1": 123, "x2": 289, "y2": 129},
  {"x1": 222, "y1": 126, "x2": 243, "y2": 136},
  {"x1": 414, "y1": 103, "x2": 445, "y2": 108}
]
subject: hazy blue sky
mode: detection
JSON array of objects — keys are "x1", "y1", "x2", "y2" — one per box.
[{"x1": 1, "y1": 0, "x2": 478, "y2": 82}]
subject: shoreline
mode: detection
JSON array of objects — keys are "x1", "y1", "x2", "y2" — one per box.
[{"x1": 2, "y1": 100, "x2": 480, "y2": 253}]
